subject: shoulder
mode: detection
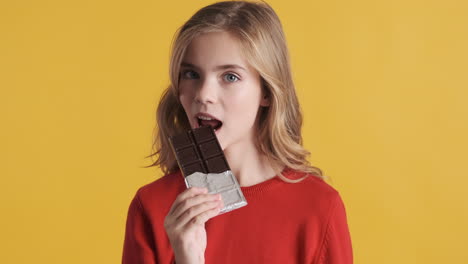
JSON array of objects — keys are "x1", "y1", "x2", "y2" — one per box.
[
  {"x1": 284, "y1": 168, "x2": 339, "y2": 198},
  {"x1": 282, "y1": 168, "x2": 344, "y2": 217},
  {"x1": 138, "y1": 170, "x2": 185, "y2": 195},
  {"x1": 133, "y1": 170, "x2": 186, "y2": 213}
]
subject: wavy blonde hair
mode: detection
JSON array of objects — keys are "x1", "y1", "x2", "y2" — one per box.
[{"x1": 145, "y1": 0, "x2": 328, "y2": 183}]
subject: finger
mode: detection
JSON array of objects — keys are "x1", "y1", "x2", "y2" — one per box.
[
  {"x1": 173, "y1": 193, "x2": 221, "y2": 222},
  {"x1": 184, "y1": 201, "x2": 224, "y2": 228},
  {"x1": 168, "y1": 187, "x2": 207, "y2": 215},
  {"x1": 171, "y1": 187, "x2": 208, "y2": 217},
  {"x1": 165, "y1": 188, "x2": 209, "y2": 230},
  {"x1": 176, "y1": 199, "x2": 223, "y2": 228},
  {"x1": 172, "y1": 194, "x2": 221, "y2": 221}
]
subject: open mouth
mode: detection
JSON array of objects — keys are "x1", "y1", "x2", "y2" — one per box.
[{"x1": 197, "y1": 116, "x2": 223, "y2": 131}]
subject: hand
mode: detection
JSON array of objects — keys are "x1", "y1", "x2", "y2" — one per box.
[{"x1": 164, "y1": 187, "x2": 224, "y2": 264}]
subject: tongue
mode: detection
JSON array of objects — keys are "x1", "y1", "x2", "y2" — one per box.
[{"x1": 200, "y1": 119, "x2": 221, "y2": 129}]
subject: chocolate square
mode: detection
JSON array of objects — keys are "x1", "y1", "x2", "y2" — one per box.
[{"x1": 169, "y1": 126, "x2": 230, "y2": 177}]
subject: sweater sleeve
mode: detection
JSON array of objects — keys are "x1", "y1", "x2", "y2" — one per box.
[
  {"x1": 317, "y1": 193, "x2": 353, "y2": 264},
  {"x1": 122, "y1": 190, "x2": 157, "y2": 264}
]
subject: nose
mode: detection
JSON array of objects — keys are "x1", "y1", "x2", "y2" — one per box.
[{"x1": 194, "y1": 78, "x2": 217, "y2": 105}]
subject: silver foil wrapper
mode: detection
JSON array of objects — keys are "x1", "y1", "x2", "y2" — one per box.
[{"x1": 184, "y1": 170, "x2": 247, "y2": 214}]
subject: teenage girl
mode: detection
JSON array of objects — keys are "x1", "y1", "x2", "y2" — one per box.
[{"x1": 122, "y1": 1, "x2": 353, "y2": 263}]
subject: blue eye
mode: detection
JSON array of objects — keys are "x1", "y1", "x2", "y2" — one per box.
[
  {"x1": 181, "y1": 70, "x2": 199, "y2": 79},
  {"x1": 224, "y1": 73, "x2": 240, "y2": 83}
]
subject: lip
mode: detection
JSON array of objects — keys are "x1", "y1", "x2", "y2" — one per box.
[
  {"x1": 194, "y1": 112, "x2": 221, "y2": 121},
  {"x1": 194, "y1": 112, "x2": 222, "y2": 132}
]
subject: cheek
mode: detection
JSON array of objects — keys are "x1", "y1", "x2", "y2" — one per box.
[
  {"x1": 178, "y1": 93, "x2": 192, "y2": 114},
  {"x1": 225, "y1": 91, "x2": 261, "y2": 122},
  {"x1": 178, "y1": 82, "x2": 193, "y2": 97}
]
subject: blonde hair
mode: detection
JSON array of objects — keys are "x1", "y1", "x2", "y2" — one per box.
[{"x1": 145, "y1": 0, "x2": 328, "y2": 183}]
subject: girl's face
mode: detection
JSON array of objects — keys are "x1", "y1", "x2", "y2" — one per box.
[{"x1": 178, "y1": 31, "x2": 269, "y2": 150}]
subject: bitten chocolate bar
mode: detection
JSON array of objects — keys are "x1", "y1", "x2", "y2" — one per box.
[{"x1": 168, "y1": 126, "x2": 247, "y2": 214}]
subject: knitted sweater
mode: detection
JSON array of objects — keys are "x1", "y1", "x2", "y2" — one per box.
[{"x1": 122, "y1": 167, "x2": 353, "y2": 263}]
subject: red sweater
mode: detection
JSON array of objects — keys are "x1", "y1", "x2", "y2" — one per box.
[{"x1": 122, "y1": 168, "x2": 353, "y2": 263}]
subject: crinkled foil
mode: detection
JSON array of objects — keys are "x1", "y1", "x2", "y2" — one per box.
[{"x1": 184, "y1": 170, "x2": 247, "y2": 214}]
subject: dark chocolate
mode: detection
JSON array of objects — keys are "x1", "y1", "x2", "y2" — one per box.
[{"x1": 169, "y1": 126, "x2": 230, "y2": 177}]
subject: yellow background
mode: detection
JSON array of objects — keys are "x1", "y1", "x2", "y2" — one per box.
[{"x1": 1, "y1": 0, "x2": 467, "y2": 263}]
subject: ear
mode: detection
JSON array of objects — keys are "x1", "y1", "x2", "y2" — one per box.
[
  {"x1": 260, "y1": 94, "x2": 270, "y2": 107},
  {"x1": 259, "y1": 78, "x2": 270, "y2": 107}
]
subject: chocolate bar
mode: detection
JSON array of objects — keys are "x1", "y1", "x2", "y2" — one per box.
[
  {"x1": 169, "y1": 126, "x2": 247, "y2": 214},
  {"x1": 168, "y1": 125, "x2": 230, "y2": 176}
]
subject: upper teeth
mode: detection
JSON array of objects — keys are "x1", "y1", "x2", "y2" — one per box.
[{"x1": 198, "y1": 116, "x2": 214, "y2": 120}]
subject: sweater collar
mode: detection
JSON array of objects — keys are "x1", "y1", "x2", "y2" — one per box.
[{"x1": 175, "y1": 167, "x2": 298, "y2": 197}]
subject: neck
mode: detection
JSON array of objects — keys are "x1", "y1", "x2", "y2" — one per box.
[{"x1": 223, "y1": 136, "x2": 278, "y2": 187}]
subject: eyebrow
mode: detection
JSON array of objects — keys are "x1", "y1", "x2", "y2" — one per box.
[{"x1": 181, "y1": 62, "x2": 247, "y2": 72}]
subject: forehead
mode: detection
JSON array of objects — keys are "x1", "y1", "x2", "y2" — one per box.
[{"x1": 183, "y1": 31, "x2": 249, "y2": 70}]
